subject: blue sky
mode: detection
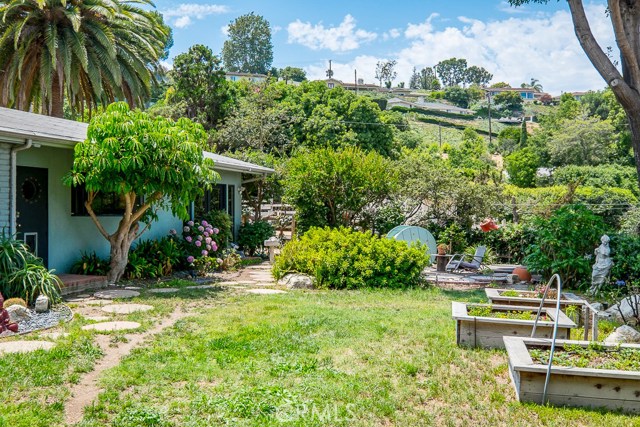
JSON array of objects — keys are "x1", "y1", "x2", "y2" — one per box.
[{"x1": 155, "y1": 0, "x2": 613, "y2": 94}]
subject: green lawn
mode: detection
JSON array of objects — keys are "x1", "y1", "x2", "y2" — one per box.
[{"x1": 2, "y1": 287, "x2": 640, "y2": 426}]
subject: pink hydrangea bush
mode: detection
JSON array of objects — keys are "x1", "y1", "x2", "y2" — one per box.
[{"x1": 180, "y1": 219, "x2": 221, "y2": 275}]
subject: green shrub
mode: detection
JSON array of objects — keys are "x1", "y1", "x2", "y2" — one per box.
[
  {"x1": 479, "y1": 222, "x2": 532, "y2": 264},
  {"x1": 70, "y1": 251, "x2": 109, "y2": 276},
  {"x1": 125, "y1": 236, "x2": 183, "y2": 280},
  {"x1": 273, "y1": 227, "x2": 430, "y2": 289},
  {"x1": 609, "y1": 234, "x2": 640, "y2": 283},
  {"x1": 238, "y1": 220, "x2": 274, "y2": 256},
  {"x1": 0, "y1": 232, "x2": 61, "y2": 304},
  {"x1": 524, "y1": 204, "x2": 607, "y2": 289}
]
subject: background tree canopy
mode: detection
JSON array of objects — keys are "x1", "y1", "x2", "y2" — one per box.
[{"x1": 222, "y1": 12, "x2": 273, "y2": 74}]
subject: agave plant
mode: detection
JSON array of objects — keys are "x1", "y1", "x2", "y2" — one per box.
[{"x1": 0, "y1": 231, "x2": 61, "y2": 304}]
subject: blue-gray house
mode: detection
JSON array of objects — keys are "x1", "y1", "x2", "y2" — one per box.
[{"x1": 0, "y1": 107, "x2": 274, "y2": 273}]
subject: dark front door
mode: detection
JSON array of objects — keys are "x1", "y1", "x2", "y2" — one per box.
[{"x1": 16, "y1": 166, "x2": 48, "y2": 266}]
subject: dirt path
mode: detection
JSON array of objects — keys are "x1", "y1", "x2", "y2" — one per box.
[{"x1": 64, "y1": 306, "x2": 189, "y2": 426}]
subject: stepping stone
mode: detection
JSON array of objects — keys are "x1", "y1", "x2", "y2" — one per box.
[
  {"x1": 0, "y1": 340, "x2": 55, "y2": 354},
  {"x1": 84, "y1": 315, "x2": 111, "y2": 322},
  {"x1": 184, "y1": 284, "x2": 218, "y2": 290},
  {"x1": 147, "y1": 288, "x2": 179, "y2": 294},
  {"x1": 245, "y1": 289, "x2": 287, "y2": 295},
  {"x1": 250, "y1": 282, "x2": 276, "y2": 287},
  {"x1": 216, "y1": 281, "x2": 252, "y2": 286},
  {"x1": 82, "y1": 321, "x2": 141, "y2": 332},
  {"x1": 124, "y1": 286, "x2": 142, "y2": 290},
  {"x1": 94, "y1": 289, "x2": 140, "y2": 300},
  {"x1": 78, "y1": 294, "x2": 91, "y2": 298},
  {"x1": 101, "y1": 304, "x2": 153, "y2": 314}
]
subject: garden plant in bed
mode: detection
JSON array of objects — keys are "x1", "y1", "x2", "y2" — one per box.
[
  {"x1": 505, "y1": 337, "x2": 640, "y2": 413},
  {"x1": 452, "y1": 302, "x2": 576, "y2": 349}
]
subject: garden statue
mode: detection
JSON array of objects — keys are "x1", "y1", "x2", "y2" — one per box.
[
  {"x1": 0, "y1": 293, "x2": 19, "y2": 333},
  {"x1": 589, "y1": 235, "x2": 613, "y2": 294}
]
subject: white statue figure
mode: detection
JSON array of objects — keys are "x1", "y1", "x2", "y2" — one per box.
[{"x1": 589, "y1": 234, "x2": 613, "y2": 294}]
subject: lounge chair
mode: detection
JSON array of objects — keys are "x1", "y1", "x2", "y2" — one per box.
[{"x1": 445, "y1": 246, "x2": 487, "y2": 272}]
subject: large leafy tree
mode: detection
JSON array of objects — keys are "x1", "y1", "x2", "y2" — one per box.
[
  {"x1": 510, "y1": 0, "x2": 640, "y2": 187},
  {"x1": 435, "y1": 58, "x2": 468, "y2": 87},
  {"x1": 65, "y1": 103, "x2": 217, "y2": 282},
  {"x1": 279, "y1": 66, "x2": 307, "y2": 83},
  {"x1": 375, "y1": 60, "x2": 397, "y2": 88},
  {"x1": 222, "y1": 12, "x2": 273, "y2": 74},
  {"x1": 283, "y1": 146, "x2": 396, "y2": 232},
  {"x1": 0, "y1": 0, "x2": 170, "y2": 118},
  {"x1": 170, "y1": 44, "x2": 232, "y2": 130},
  {"x1": 465, "y1": 65, "x2": 493, "y2": 87}
]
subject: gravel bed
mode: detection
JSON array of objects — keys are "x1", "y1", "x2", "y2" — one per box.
[{"x1": 0, "y1": 304, "x2": 73, "y2": 338}]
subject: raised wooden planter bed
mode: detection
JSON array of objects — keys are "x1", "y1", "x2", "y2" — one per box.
[
  {"x1": 451, "y1": 302, "x2": 576, "y2": 349},
  {"x1": 505, "y1": 337, "x2": 640, "y2": 413},
  {"x1": 485, "y1": 288, "x2": 586, "y2": 310}
]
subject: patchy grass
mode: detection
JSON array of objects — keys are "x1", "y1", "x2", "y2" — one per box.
[{"x1": 73, "y1": 288, "x2": 639, "y2": 426}]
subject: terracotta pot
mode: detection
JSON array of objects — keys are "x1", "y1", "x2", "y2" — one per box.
[
  {"x1": 437, "y1": 245, "x2": 447, "y2": 255},
  {"x1": 512, "y1": 266, "x2": 531, "y2": 282}
]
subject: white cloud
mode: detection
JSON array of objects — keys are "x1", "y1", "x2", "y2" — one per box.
[
  {"x1": 161, "y1": 4, "x2": 229, "y2": 29},
  {"x1": 287, "y1": 14, "x2": 377, "y2": 52},
  {"x1": 305, "y1": 5, "x2": 616, "y2": 95},
  {"x1": 383, "y1": 28, "x2": 401, "y2": 41},
  {"x1": 405, "y1": 13, "x2": 439, "y2": 39},
  {"x1": 221, "y1": 24, "x2": 229, "y2": 36}
]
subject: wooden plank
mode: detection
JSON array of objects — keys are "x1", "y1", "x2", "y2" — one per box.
[
  {"x1": 457, "y1": 319, "x2": 570, "y2": 349},
  {"x1": 519, "y1": 371, "x2": 640, "y2": 401}
]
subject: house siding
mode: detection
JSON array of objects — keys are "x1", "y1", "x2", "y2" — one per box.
[
  {"x1": 16, "y1": 146, "x2": 182, "y2": 273},
  {"x1": 0, "y1": 143, "x2": 10, "y2": 232}
]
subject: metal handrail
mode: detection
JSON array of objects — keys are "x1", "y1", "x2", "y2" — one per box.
[{"x1": 530, "y1": 273, "x2": 563, "y2": 405}]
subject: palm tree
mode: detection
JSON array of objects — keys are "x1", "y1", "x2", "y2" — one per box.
[{"x1": 0, "y1": 0, "x2": 171, "y2": 117}]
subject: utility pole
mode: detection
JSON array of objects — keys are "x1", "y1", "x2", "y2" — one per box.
[
  {"x1": 326, "y1": 60, "x2": 333, "y2": 79},
  {"x1": 487, "y1": 91, "x2": 493, "y2": 146},
  {"x1": 355, "y1": 70, "x2": 358, "y2": 94}
]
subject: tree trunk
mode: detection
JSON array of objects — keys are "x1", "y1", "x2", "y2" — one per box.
[
  {"x1": 50, "y1": 73, "x2": 64, "y2": 118},
  {"x1": 106, "y1": 234, "x2": 134, "y2": 283},
  {"x1": 628, "y1": 113, "x2": 640, "y2": 186}
]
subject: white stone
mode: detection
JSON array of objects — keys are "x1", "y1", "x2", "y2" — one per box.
[
  {"x1": 245, "y1": 289, "x2": 287, "y2": 295},
  {"x1": 147, "y1": 288, "x2": 179, "y2": 294},
  {"x1": 124, "y1": 286, "x2": 142, "y2": 290},
  {"x1": 94, "y1": 289, "x2": 140, "y2": 299},
  {"x1": 277, "y1": 273, "x2": 315, "y2": 290},
  {"x1": 101, "y1": 304, "x2": 153, "y2": 314},
  {"x1": 605, "y1": 295, "x2": 640, "y2": 321},
  {"x1": 82, "y1": 321, "x2": 141, "y2": 332},
  {"x1": 6, "y1": 305, "x2": 31, "y2": 323},
  {"x1": 590, "y1": 302, "x2": 604, "y2": 312},
  {"x1": 0, "y1": 340, "x2": 55, "y2": 354},
  {"x1": 604, "y1": 325, "x2": 640, "y2": 344},
  {"x1": 35, "y1": 295, "x2": 49, "y2": 313}
]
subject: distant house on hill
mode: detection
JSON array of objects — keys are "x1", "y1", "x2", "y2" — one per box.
[
  {"x1": 485, "y1": 87, "x2": 537, "y2": 101},
  {"x1": 321, "y1": 78, "x2": 412, "y2": 95},
  {"x1": 387, "y1": 97, "x2": 475, "y2": 115},
  {"x1": 225, "y1": 72, "x2": 268, "y2": 83}
]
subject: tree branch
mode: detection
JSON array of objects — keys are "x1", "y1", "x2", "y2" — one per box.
[
  {"x1": 608, "y1": 0, "x2": 640, "y2": 87},
  {"x1": 567, "y1": 0, "x2": 639, "y2": 109},
  {"x1": 130, "y1": 191, "x2": 163, "y2": 224},
  {"x1": 84, "y1": 191, "x2": 110, "y2": 241}
]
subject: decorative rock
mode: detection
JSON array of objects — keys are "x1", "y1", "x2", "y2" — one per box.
[
  {"x1": 590, "y1": 302, "x2": 604, "y2": 312},
  {"x1": 277, "y1": 273, "x2": 315, "y2": 290},
  {"x1": 506, "y1": 274, "x2": 521, "y2": 285},
  {"x1": 0, "y1": 340, "x2": 55, "y2": 354},
  {"x1": 82, "y1": 321, "x2": 141, "y2": 332},
  {"x1": 94, "y1": 289, "x2": 140, "y2": 300},
  {"x1": 6, "y1": 305, "x2": 32, "y2": 323},
  {"x1": 148, "y1": 288, "x2": 179, "y2": 294},
  {"x1": 605, "y1": 296, "x2": 640, "y2": 321},
  {"x1": 604, "y1": 325, "x2": 640, "y2": 344},
  {"x1": 35, "y1": 295, "x2": 49, "y2": 313},
  {"x1": 245, "y1": 289, "x2": 287, "y2": 295},
  {"x1": 101, "y1": 304, "x2": 153, "y2": 314}
]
